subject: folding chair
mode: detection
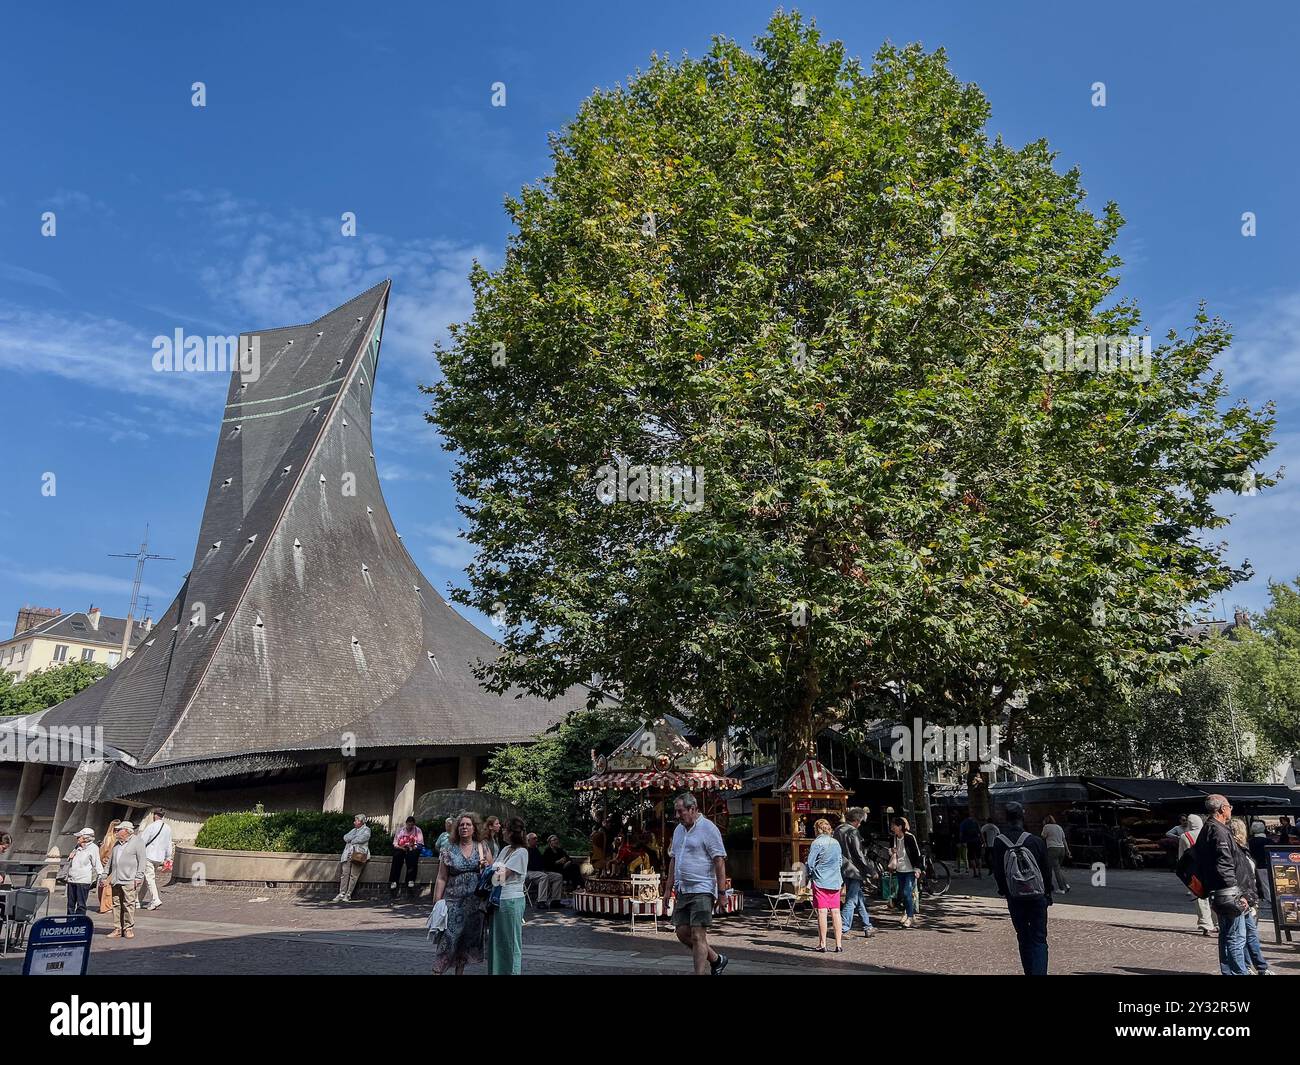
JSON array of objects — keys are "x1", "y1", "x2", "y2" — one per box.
[
  {"x1": 629, "y1": 873, "x2": 662, "y2": 933},
  {"x1": 1, "y1": 887, "x2": 50, "y2": 954},
  {"x1": 764, "y1": 869, "x2": 811, "y2": 928}
]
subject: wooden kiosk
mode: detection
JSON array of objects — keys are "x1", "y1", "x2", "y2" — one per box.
[{"x1": 752, "y1": 759, "x2": 851, "y2": 890}]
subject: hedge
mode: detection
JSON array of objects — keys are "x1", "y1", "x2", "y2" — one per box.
[{"x1": 195, "y1": 811, "x2": 445, "y2": 857}]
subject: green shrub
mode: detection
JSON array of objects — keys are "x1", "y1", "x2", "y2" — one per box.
[{"x1": 196, "y1": 811, "x2": 407, "y2": 856}]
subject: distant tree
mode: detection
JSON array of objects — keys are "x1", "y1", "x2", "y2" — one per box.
[
  {"x1": 1222, "y1": 580, "x2": 1300, "y2": 760},
  {"x1": 482, "y1": 707, "x2": 641, "y2": 842},
  {"x1": 1039, "y1": 643, "x2": 1276, "y2": 780},
  {"x1": 0, "y1": 660, "x2": 109, "y2": 717}
]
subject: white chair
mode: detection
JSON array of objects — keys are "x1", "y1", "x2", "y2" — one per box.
[
  {"x1": 764, "y1": 868, "x2": 810, "y2": 928},
  {"x1": 629, "y1": 873, "x2": 661, "y2": 933}
]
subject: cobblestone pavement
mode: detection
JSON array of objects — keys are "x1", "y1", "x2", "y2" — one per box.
[{"x1": 3, "y1": 869, "x2": 1295, "y2": 975}]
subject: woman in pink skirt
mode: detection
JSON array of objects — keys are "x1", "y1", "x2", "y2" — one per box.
[{"x1": 805, "y1": 818, "x2": 845, "y2": 952}]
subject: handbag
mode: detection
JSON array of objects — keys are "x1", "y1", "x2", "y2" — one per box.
[{"x1": 349, "y1": 848, "x2": 368, "y2": 866}]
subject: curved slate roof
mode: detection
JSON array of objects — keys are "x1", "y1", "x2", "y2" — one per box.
[{"x1": 42, "y1": 282, "x2": 579, "y2": 792}]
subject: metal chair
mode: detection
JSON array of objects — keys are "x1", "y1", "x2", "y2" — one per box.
[
  {"x1": 764, "y1": 868, "x2": 811, "y2": 928},
  {"x1": 629, "y1": 873, "x2": 662, "y2": 933},
  {"x1": 1, "y1": 887, "x2": 50, "y2": 954}
]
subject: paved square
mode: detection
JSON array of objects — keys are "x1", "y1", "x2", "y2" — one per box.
[{"x1": 4, "y1": 868, "x2": 1293, "y2": 975}]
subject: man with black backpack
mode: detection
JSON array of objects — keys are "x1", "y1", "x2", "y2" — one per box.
[{"x1": 991, "y1": 802, "x2": 1053, "y2": 975}]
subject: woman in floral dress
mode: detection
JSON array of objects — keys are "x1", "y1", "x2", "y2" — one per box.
[{"x1": 431, "y1": 812, "x2": 490, "y2": 975}]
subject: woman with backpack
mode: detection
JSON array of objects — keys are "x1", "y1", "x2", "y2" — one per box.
[
  {"x1": 805, "y1": 818, "x2": 845, "y2": 952},
  {"x1": 889, "y1": 817, "x2": 923, "y2": 929}
]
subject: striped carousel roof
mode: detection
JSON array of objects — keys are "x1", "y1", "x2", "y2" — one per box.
[
  {"x1": 574, "y1": 769, "x2": 742, "y2": 792},
  {"x1": 774, "y1": 758, "x2": 849, "y2": 795}
]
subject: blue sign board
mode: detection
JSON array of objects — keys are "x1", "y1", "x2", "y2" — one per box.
[{"x1": 22, "y1": 915, "x2": 93, "y2": 975}]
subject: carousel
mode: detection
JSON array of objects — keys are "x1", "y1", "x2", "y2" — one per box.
[{"x1": 570, "y1": 718, "x2": 745, "y2": 919}]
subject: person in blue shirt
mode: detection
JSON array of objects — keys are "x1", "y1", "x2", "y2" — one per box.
[{"x1": 806, "y1": 819, "x2": 844, "y2": 953}]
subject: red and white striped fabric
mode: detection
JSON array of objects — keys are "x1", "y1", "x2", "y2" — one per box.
[
  {"x1": 774, "y1": 759, "x2": 849, "y2": 794},
  {"x1": 573, "y1": 770, "x2": 742, "y2": 792}
]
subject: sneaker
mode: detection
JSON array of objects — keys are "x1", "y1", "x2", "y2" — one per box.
[
  {"x1": 864, "y1": 926, "x2": 877, "y2": 938},
  {"x1": 331, "y1": 893, "x2": 346, "y2": 902},
  {"x1": 147, "y1": 900, "x2": 162, "y2": 911},
  {"x1": 107, "y1": 930, "x2": 122, "y2": 939},
  {"x1": 710, "y1": 951, "x2": 729, "y2": 975},
  {"x1": 124, "y1": 930, "x2": 135, "y2": 939}
]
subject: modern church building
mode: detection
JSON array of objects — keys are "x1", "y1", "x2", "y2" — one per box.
[{"x1": 1, "y1": 282, "x2": 584, "y2": 855}]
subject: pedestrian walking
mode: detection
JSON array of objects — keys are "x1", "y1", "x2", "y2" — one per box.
[
  {"x1": 665, "y1": 793, "x2": 729, "y2": 975},
  {"x1": 959, "y1": 811, "x2": 983, "y2": 878},
  {"x1": 889, "y1": 816, "x2": 922, "y2": 928},
  {"x1": 106, "y1": 821, "x2": 148, "y2": 939},
  {"x1": 835, "y1": 808, "x2": 876, "y2": 938},
  {"x1": 431, "y1": 812, "x2": 490, "y2": 975},
  {"x1": 1040, "y1": 815, "x2": 1071, "y2": 894},
  {"x1": 389, "y1": 815, "x2": 424, "y2": 900},
  {"x1": 1230, "y1": 818, "x2": 1273, "y2": 975},
  {"x1": 991, "y1": 802, "x2": 1052, "y2": 975},
  {"x1": 64, "y1": 828, "x2": 103, "y2": 915},
  {"x1": 487, "y1": 817, "x2": 529, "y2": 974},
  {"x1": 98, "y1": 820, "x2": 119, "y2": 913},
  {"x1": 1194, "y1": 793, "x2": 1252, "y2": 975},
  {"x1": 1180, "y1": 814, "x2": 1215, "y2": 936},
  {"x1": 806, "y1": 818, "x2": 844, "y2": 952},
  {"x1": 137, "y1": 808, "x2": 173, "y2": 911},
  {"x1": 333, "y1": 814, "x2": 371, "y2": 902}
]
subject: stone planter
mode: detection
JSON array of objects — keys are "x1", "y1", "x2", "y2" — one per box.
[{"x1": 174, "y1": 844, "x2": 438, "y2": 888}]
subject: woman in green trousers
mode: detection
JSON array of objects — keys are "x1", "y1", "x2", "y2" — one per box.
[{"x1": 488, "y1": 817, "x2": 529, "y2": 974}]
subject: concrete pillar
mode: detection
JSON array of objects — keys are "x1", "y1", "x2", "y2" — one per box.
[
  {"x1": 456, "y1": 754, "x2": 477, "y2": 791},
  {"x1": 7, "y1": 762, "x2": 44, "y2": 846},
  {"x1": 323, "y1": 762, "x2": 348, "y2": 813},
  {"x1": 46, "y1": 766, "x2": 77, "y2": 853},
  {"x1": 391, "y1": 759, "x2": 417, "y2": 828}
]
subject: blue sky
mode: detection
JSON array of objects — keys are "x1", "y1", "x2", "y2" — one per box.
[{"x1": 1, "y1": 0, "x2": 1297, "y2": 639}]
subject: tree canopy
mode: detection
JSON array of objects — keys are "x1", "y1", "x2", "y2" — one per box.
[
  {"x1": 429, "y1": 11, "x2": 1277, "y2": 795},
  {"x1": 0, "y1": 659, "x2": 109, "y2": 717}
]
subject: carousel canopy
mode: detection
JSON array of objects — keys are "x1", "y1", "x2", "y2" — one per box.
[
  {"x1": 574, "y1": 717, "x2": 741, "y2": 792},
  {"x1": 774, "y1": 758, "x2": 849, "y2": 795}
]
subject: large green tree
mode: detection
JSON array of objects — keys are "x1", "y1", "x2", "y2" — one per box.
[
  {"x1": 1222, "y1": 580, "x2": 1300, "y2": 758},
  {"x1": 429, "y1": 13, "x2": 1276, "y2": 826}
]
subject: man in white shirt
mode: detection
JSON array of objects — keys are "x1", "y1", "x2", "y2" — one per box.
[
  {"x1": 664, "y1": 793, "x2": 729, "y2": 975},
  {"x1": 138, "y1": 808, "x2": 174, "y2": 911}
]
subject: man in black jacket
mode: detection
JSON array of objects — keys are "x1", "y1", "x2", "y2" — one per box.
[
  {"x1": 991, "y1": 802, "x2": 1053, "y2": 975},
  {"x1": 835, "y1": 808, "x2": 876, "y2": 937},
  {"x1": 1194, "y1": 794, "x2": 1251, "y2": 975}
]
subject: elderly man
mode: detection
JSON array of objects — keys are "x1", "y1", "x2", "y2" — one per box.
[
  {"x1": 665, "y1": 793, "x2": 729, "y2": 975},
  {"x1": 524, "y1": 832, "x2": 563, "y2": 906},
  {"x1": 106, "y1": 821, "x2": 148, "y2": 939},
  {"x1": 1194, "y1": 793, "x2": 1254, "y2": 975}
]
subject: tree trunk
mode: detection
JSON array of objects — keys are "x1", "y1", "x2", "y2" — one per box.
[
  {"x1": 777, "y1": 665, "x2": 819, "y2": 781},
  {"x1": 908, "y1": 757, "x2": 932, "y2": 841}
]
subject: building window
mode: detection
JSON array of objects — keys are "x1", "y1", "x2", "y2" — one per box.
[
  {"x1": 53, "y1": 644, "x2": 69, "y2": 663},
  {"x1": 108, "y1": 651, "x2": 120, "y2": 667},
  {"x1": 17, "y1": 643, "x2": 27, "y2": 660},
  {"x1": 81, "y1": 648, "x2": 94, "y2": 662}
]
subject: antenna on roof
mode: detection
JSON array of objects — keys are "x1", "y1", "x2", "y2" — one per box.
[{"x1": 109, "y1": 524, "x2": 175, "y2": 664}]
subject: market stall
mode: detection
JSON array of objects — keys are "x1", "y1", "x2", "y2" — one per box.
[
  {"x1": 752, "y1": 759, "x2": 850, "y2": 890},
  {"x1": 571, "y1": 718, "x2": 744, "y2": 918}
]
